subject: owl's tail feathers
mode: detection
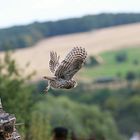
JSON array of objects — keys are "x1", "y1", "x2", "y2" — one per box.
[{"x1": 43, "y1": 76, "x2": 55, "y2": 81}]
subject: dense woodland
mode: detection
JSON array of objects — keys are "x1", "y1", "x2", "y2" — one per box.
[{"x1": 0, "y1": 13, "x2": 140, "y2": 50}]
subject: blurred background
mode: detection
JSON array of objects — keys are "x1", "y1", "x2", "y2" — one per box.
[{"x1": 0, "y1": 0, "x2": 140, "y2": 140}]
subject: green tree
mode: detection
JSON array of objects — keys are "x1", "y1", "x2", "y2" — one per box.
[
  {"x1": 29, "y1": 111, "x2": 51, "y2": 140},
  {"x1": 33, "y1": 95, "x2": 124, "y2": 140},
  {"x1": 0, "y1": 52, "x2": 35, "y2": 138}
]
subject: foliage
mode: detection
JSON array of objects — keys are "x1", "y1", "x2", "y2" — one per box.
[
  {"x1": 29, "y1": 111, "x2": 51, "y2": 140},
  {"x1": 48, "y1": 83, "x2": 140, "y2": 138},
  {"x1": 1, "y1": 13, "x2": 140, "y2": 50},
  {"x1": 0, "y1": 52, "x2": 35, "y2": 138},
  {"x1": 33, "y1": 95, "x2": 124, "y2": 140},
  {"x1": 85, "y1": 56, "x2": 100, "y2": 67},
  {"x1": 0, "y1": 49, "x2": 140, "y2": 140},
  {"x1": 80, "y1": 47, "x2": 140, "y2": 79},
  {"x1": 126, "y1": 71, "x2": 136, "y2": 81},
  {"x1": 115, "y1": 52, "x2": 127, "y2": 63}
]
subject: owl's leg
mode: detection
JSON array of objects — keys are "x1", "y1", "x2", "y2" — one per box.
[
  {"x1": 44, "y1": 85, "x2": 50, "y2": 93},
  {"x1": 44, "y1": 81, "x2": 51, "y2": 94}
]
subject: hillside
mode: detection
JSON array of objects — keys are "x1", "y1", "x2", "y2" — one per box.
[
  {"x1": 1, "y1": 13, "x2": 140, "y2": 50},
  {"x1": 80, "y1": 47, "x2": 140, "y2": 80},
  {"x1": 1, "y1": 23, "x2": 140, "y2": 81}
]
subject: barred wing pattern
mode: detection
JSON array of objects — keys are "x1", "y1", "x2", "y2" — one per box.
[
  {"x1": 49, "y1": 51, "x2": 60, "y2": 73},
  {"x1": 55, "y1": 47, "x2": 87, "y2": 80}
]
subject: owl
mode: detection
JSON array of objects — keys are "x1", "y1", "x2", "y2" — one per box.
[{"x1": 43, "y1": 47, "x2": 87, "y2": 93}]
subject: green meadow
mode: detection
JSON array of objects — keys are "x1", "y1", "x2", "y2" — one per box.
[{"x1": 80, "y1": 47, "x2": 140, "y2": 79}]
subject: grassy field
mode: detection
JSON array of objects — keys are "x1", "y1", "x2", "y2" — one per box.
[{"x1": 80, "y1": 47, "x2": 140, "y2": 79}]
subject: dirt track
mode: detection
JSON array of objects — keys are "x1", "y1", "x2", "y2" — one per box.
[{"x1": 1, "y1": 23, "x2": 140, "y2": 81}]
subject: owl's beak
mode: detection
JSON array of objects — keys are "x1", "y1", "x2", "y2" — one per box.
[{"x1": 43, "y1": 76, "x2": 55, "y2": 81}]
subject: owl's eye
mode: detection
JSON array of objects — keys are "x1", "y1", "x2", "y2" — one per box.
[{"x1": 60, "y1": 75, "x2": 65, "y2": 79}]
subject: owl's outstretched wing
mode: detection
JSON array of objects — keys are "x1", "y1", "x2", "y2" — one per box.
[
  {"x1": 55, "y1": 47, "x2": 87, "y2": 80},
  {"x1": 49, "y1": 51, "x2": 60, "y2": 73}
]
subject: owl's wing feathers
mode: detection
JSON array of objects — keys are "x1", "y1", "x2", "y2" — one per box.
[
  {"x1": 49, "y1": 51, "x2": 60, "y2": 73},
  {"x1": 55, "y1": 47, "x2": 87, "y2": 80}
]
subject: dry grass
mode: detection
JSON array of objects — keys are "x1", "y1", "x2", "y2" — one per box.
[{"x1": 1, "y1": 23, "x2": 140, "y2": 81}]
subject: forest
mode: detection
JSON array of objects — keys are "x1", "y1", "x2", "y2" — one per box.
[{"x1": 0, "y1": 13, "x2": 140, "y2": 51}]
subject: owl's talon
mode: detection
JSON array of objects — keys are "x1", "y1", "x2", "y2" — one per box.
[
  {"x1": 44, "y1": 89, "x2": 48, "y2": 94},
  {"x1": 44, "y1": 85, "x2": 50, "y2": 94}
]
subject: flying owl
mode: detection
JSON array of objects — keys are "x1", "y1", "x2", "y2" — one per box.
[{"x1": 43, "y1": 47, "x2": 87, "y2": 93}]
